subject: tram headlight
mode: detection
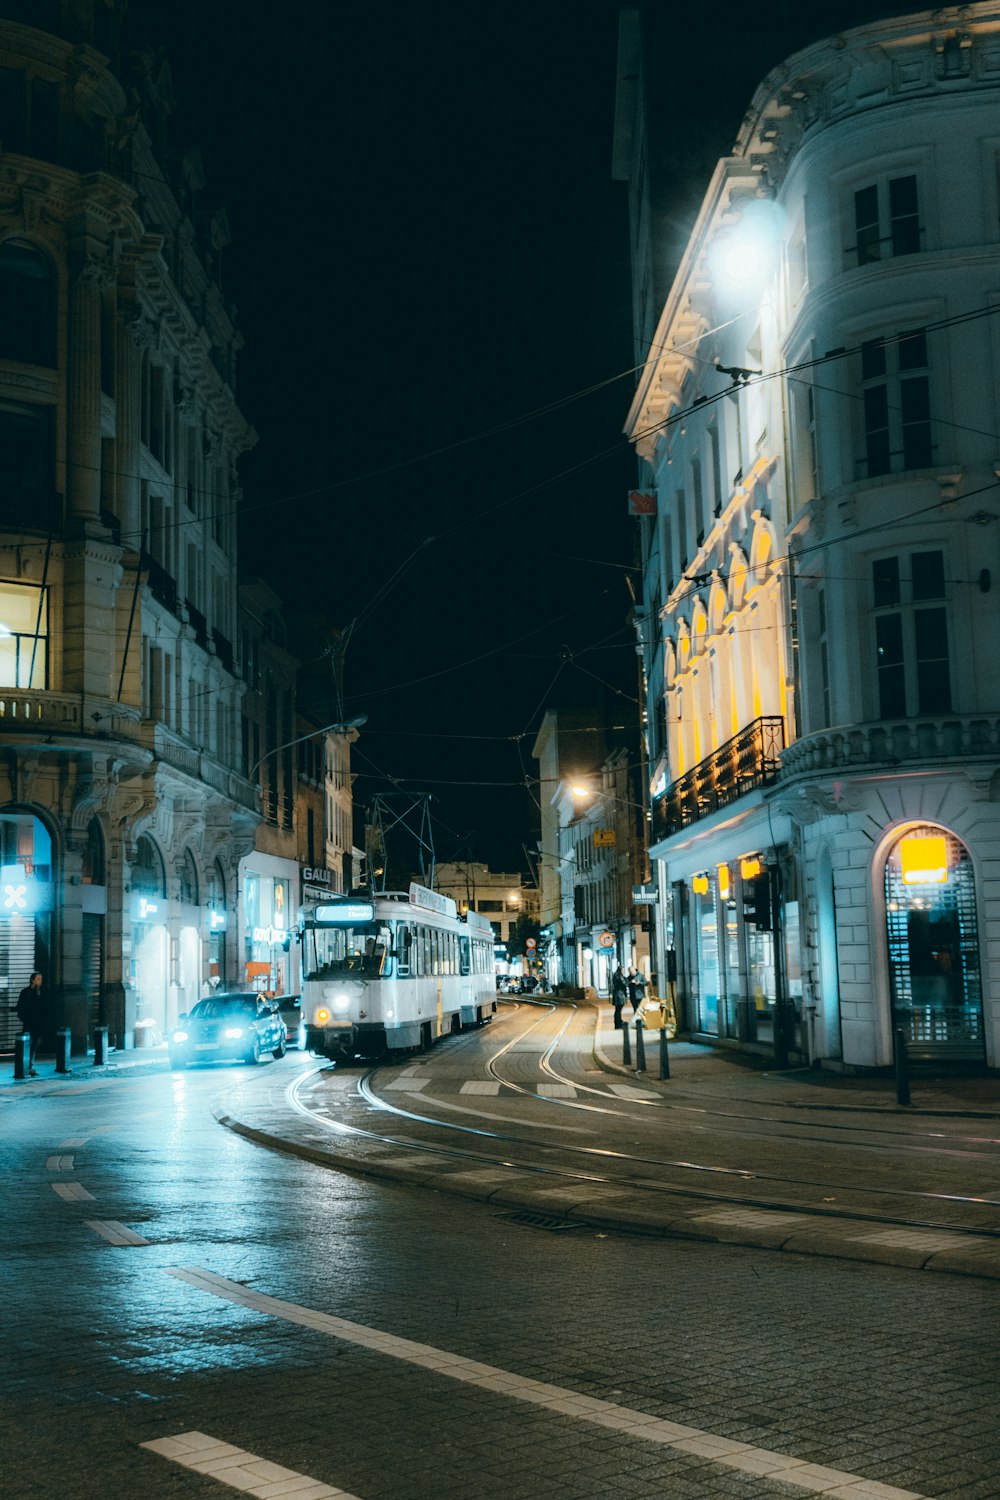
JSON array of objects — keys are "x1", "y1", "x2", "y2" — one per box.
[
  {"x1": 316, "y1": 1007, "x2": 331, "y2": 1024},
  {"x1": 333, "y1": 993, "x2": 350, "y2": 1012}
]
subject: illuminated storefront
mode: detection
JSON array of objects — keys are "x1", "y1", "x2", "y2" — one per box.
[
  {"x1": 240, "y1": 859, "x2": 296, "y2": 995},
  {"x1": 130, "y1": 835, "x2": 168, "y2": 1040},
  {"x1": 0, "y1": 811, "x2": 54, "y2": 1050}
]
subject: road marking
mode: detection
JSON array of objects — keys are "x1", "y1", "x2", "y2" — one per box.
[
  {"x1": 52, "y1": 1182, "x2": 95, "y2": 1201},
  {"x1": 46, "y1": 1154, "x2": 74, "y2": 1171},
  {"x1": 86, "y1": 1220, "x2": 150, "y2": 1246},
  {"x1": 57, "y1": 1137, "x2": 91, "y2": 1147},
  {"x1": 460, "y1": 1080, "x2": 502, "y2": 1094},
  {"x1": 607, "y1": 1083, "x2": 662, "y2": 1100},
  {"x1": 536, "y1": 1083, "x2": 576, "y2": 1097},
  {"x1": 140, "y1": 1430, "x2": 359, "y2": 1497},
  {"x1": 165, "y1": 1267, "x2": 926, "y2": 1499},
  {"x1": 381, "y1": 1077, "x2": 429, "y2": 1091}
]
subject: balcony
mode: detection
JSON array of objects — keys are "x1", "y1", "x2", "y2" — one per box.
[
  {"x1": 780, "y1": 715, "x2": 1000, "y2": 777},
  {"x1": 653, "y1": 716, "x2": 785, "y2": 840}
]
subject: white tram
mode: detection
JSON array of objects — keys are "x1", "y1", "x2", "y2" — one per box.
[{"x1": 299, "y1": 882, "x2": 497, "y2": 1061}]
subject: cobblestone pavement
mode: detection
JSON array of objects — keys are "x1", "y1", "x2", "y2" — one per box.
[{"x1": 2, "y1": 1019, "x2": 998, "y2": 1499}]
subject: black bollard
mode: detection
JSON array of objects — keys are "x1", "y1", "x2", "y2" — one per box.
[
  {"x1": 635, "y1": 1018, "x2": 646, "y2": 1073},
  {"x1": 622, "y1": 1023, "x2": 632, "y2": 1066},
  {"x1": 894, "y1": 1026, "x2": 911, "y2": 1106},
  {"x1": 13, "y1": 1033, "x2": 29, "y2": 1080},
  {"x1": 659, "y1": 1025, "x2": 670, "y2": 1080},
  {"x1": 93, "y1": 1025, "x2": 109, "y2": 1066},
  {"x1": 55, "y1": 1026, "x2": 71, "y2": 1075}
]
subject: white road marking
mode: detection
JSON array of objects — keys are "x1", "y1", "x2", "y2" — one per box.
[
  {"x1": 58, "y1": 1137, "x2": 91, "y2": 1147},
  {"x1": 86, "y1": 1220, "x2": 150, "y2": 1246},
  {"x1": 459, "y1": 1080, "x2": 502, "y2": 1094},
  {"x1": 165, "y1": 1267, "x2": 926, "y2": 1499},
  {"x1": 607, "y1": 1083, "x2": 662, "y2": 1100},
  {"x1": 52, "y1": 1182, "x2": 95, "y2": 1201},
  {"x1": 536, "y1": 1083, "x2": 576, "y2": 1097},
  {"x1": 46, "y1": 1155, "x2": 74, "y2": 1171},
  {"x1": 140, "y1": 1430, "x2": 359, "y2": 1497},
  {"x1": 381, "y1": 1077, "x2": 429, "y2": 1091}
]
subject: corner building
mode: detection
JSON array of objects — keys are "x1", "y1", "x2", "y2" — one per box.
[
  {"x1": 618, "y1": 4, "x2": 1000, "y2": 1069},
  {"x1": 0, "y1": 3, "x2": 257, "y2": 1052}
]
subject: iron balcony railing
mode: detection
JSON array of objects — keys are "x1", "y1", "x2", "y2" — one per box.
[{"x1": 652, "y1": 716, "x2": 785, "y2": 839}]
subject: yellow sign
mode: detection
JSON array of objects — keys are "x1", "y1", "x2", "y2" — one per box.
[
  {"x1": 740, "y1": 856, "x2": 762, "y2": 880},
  {"x1": 593, "y1": 829, "x2": 617, "y2": 847},
  {"x1": 692, "y1": 873, "x2": 709, "y2": 895},
  {"x1": 900, "y1": 835, "x2": 948, "y2": 885},
  {"x1": 717, "y1": 864, "x2": 731, "y2": 898}
]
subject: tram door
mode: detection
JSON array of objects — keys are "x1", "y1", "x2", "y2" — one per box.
[{"x1": 884, "y1": 827, "x2": 985, "y2": 1061}]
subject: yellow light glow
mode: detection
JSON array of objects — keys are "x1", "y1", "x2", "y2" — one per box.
[
  {"x1": 740, "y1": 856, "x2": 762, "y2": 880},
  {"x1": 692, "y1": 873, "x2": 709, "y2": 895},
  {"x1": 900, "y1": 835, "x2": 948, "y2": 885},
  {"x1": 717, "y1": 864, "x2": 730, "y2": 899}
]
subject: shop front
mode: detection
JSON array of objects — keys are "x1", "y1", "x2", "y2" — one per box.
[
  {"x1": 240, "y1": 856, "x2": 298, "y2": 996},
  {"x1": 0, "y1": 809, "x2": 55, "y2": 1049}
]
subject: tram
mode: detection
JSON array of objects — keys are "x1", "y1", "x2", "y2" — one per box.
[{"x1": 298, "y1": 882, "x2": 497, "y2": 1061}]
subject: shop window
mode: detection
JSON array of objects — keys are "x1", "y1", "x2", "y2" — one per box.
[
  {"x1": 0, "y1": 241, "x2": 56, "y2": 366},
  {"x1": 851, "y1": 174, "x2": 921, "y2": 266},
  {"x1": 859, "y1": 330, "x2": 932, "y2": 478},
  {"x1": 872, "y1": 550, "x2": 950, "y2": 718}
]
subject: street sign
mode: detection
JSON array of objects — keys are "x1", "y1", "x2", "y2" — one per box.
[
  {"x1": 525, "y1": 937, "x2": 537, "y2": 950},
  {"x1": 632, "y1": 884, "x2": 657, "y2": 905},
  {"x1": 597, "y1": 930, "x2": 615, "y2": 949},
  {"x1": 593, "y1": 829, "x2": 617, "y2": 847}
]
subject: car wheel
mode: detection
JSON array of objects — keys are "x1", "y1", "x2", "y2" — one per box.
[
  {"x1": 272, "y1": 1038, "x2": 286, "y2": 1059},
  {"x1": 247, "y1": 1036, "x2": 262, "y2": 1065}
]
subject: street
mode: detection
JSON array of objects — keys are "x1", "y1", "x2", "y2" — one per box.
[{"x1": 2, "y1": 1004, "x2": 998, "y2": 1500}]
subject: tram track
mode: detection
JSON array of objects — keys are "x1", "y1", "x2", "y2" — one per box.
[{"x1": 280, "y1": 999, "x2": 1000, "y2": 1242}]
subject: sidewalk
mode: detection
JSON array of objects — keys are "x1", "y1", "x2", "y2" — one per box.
[
  {"x1": 590, "y1": 1003, "x2": 1000, "y2": 1117},
  {"x1": 1, "y1": 1041, "x2": 170, "y2": 1086}
]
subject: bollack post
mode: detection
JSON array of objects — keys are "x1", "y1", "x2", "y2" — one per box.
[
  {"x1": 14, "y1": 1033, "x2": 29, "y2": 1080},
  {"x1": 635, "y1": 1018, "x2": 646, "y2": 1074},
  {"x1": 622, "y1": 1023, "x2": 632, "y2": 1067},
  {"x1": 894, "y1": 1026, "x2": 911, "y2": 1107},
  {"x1": 659, "y1": 1025, "x2": 670, "y2": 1080},
  {"x1": 55, "y1": 1027, "x2": 71, "y2": 1075},
  {"x1": 93, "y1": 1025, "x2": 109, "y2": 1066}
]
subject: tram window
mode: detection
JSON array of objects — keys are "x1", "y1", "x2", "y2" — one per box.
[
  {"x1": 460, "y1": 936, "x2": 471, "y2": 976},
  {"x1": 396, "y1": 925, "x2": 411, "y2": 977},
  {"x1": 420, "y1": 924, "x2": 430, "y2": 977}
]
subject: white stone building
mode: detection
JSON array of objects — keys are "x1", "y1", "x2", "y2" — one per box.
[
  {"x1": 616, "y1": 3, "x2": 1000, "y2": 1069},
  {"x1": 0, "y1": 4, "x2": 256, "y2": 1051}
]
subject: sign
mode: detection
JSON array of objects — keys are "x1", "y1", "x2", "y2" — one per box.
[
  {"x1": 901, "y1": 835, "x2": 948, "y2": 885},
  {"x1": 628, "y1": 490, "x2": 657, "y2": 516},
  {"x1": 525, "y1": 937, "x2": 536, "y2": 950},
  {"x1": 315, "y1": 900, "x2": 375, "y2": 925},
  {"x1": 592, "y1": 828, "x2": 617, "y2": 847},
  {"x1": 301, "y1": 866, "x2": 333, "y2": 885},
  {"x1": 597, "y1": 930, "x2": 615, "y2": 949},
  {"x1": 408, "y1": 882, "x2": 458, "y2": 919},
  {"x1": 631, "y1": 884, "x2": 657, "y2": 905}
]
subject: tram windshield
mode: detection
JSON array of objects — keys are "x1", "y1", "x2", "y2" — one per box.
[{"x1": 301, "y1": 921, "x2": 392, "y2": 979}]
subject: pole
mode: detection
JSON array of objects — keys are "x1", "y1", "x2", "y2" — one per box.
[
  {"x1": 659, "y1": 1024, "x2": 670, "y2": 1080},
  {"x1": 635, "y1": 1018, "x2": 646, "y2": 1073},
  {"x1": 622, "y1": 1023, "x2": 632, "y2": 1067},
  {"x1": 894, "y1": 1025, "x2": 911, "y2": 1106}
]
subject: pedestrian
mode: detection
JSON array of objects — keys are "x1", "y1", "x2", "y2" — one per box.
[
  {"x1": 627, "y1": 967, "x2": 647, "y2": 1018},
  {"x1": 15, "y1": 971, "x2": 49, "y2": 1076},
  {"x1": 611, "y1": 965, "x2": 628, "y2": 1029}
]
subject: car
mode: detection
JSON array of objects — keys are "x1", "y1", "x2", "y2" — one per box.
[
  {"x1": 170, "y1": 992, "x2": 287, "y2": 1069},
  {"x1": 270, "y1": 993, "x2": 304, "y2": 1048}
]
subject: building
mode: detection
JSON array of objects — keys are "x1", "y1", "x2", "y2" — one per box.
[
  {"x1": 617, "y1": 3, "x2": 1000, "y2": 1069},
  {"x1": 0, "y1": 2, "x2": 258, "y2": 1051}
]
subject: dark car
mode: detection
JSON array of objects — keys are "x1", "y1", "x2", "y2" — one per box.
[
  {"x1": 271, "y1": 993, "x2": 304, "y2": 1048},
  {"x1": 170, "y1": 992, "x2": 287, "y2": 1069}
]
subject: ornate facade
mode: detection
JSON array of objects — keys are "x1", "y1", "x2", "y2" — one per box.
[
  {"x1": 617, "y1": 4, "x2": 1000, "y2": 1068},
  {"x1": 0, "y1": 3, "x2": 257, "y2": 1050}
]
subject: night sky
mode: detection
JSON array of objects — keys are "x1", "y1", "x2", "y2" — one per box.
[{"x1": 127, "y1": 0, "x2": 914, "y2": 875}]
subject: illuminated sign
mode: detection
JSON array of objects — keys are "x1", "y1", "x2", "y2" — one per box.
[
  {"x1": 253, "y1": 924, "x2": 291, "y2": 945},
  {"x1": 740, "y1": 856, "x2": 762, "y2": 881},
  {"x1": 209, "y1": 909, "x2": 227, "y2": 931},
  {"x1": 692, "y1": 874, "x2": 709, "y2": 895},
  {"x1": 900, "y1": 835, "x2": 948, "y2": 885},
  {"x1": 135, "y1": 896, "x2": 159, "y2": 920},
  {"x1": 717, "y1": 864, "x2": 731, "y2": 899},
  {"x1": 3, "y1": 881, "x2": 27, "y2": 911},
  {"x1": 592, "y1": 829, "x2": 617, "y2": 848},
  {"x1": 315, "y1": 901, "x2": 375, "y2": 925}
]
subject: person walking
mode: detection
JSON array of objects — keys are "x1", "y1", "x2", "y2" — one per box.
[
  {"x1": 627, "y1": 967, "x2": 647, "y2": 1018},
  {"x1": 611, "y1": 965, "x2": 628, "y2": 1029},
  {"x1": 15, "y1": 972, "x2": 48, "y2": 1076}
]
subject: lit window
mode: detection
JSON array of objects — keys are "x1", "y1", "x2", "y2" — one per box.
[{"x1": 0, "y1": 579, "x2": 47, "y2": 689}]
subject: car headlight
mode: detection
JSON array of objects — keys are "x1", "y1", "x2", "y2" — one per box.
[
  {"x1": 223, "y1": 1026, "x2": 245, "y2": 1039},
  {"x1": 315, "y1": 1007, "x2": 331, "y2": 1024},
  {"x1": 172, "y1": 1029, "x2": 189, "y2": 1043}
]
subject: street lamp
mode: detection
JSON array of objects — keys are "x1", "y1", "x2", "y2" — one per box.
[{"x1": 248, "y1": 714, "x2": 367, "y2": 782}]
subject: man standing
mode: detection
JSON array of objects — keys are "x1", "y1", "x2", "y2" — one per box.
[
  {"x1": 16, "y1": 972, "x2": 48, "y2": 1076},
  {"x1": 611, "y1": 965, "x2": 628, "y2": 1029}
]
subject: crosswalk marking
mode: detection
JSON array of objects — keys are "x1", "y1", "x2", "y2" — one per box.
[
  {"x1": 459, "y1": 1080, "x2": 502, "y2": 1094},
  {"x1": 536, "y1": 1083, "x2": 576, "y2": 1097},
  {"x1": 45, "y1": 1154, "x2": 74, "y2": 1171},
  {"x1": 52, "y1": 1182, "x2": 95, "y2": 1201},
  {"x1": 140, "y1": 1430, "x2": 361, "y2": 1497},
  {"x1": 166, "y1": 1266, "x2": 926, "y2": 1500},
  {"x1": 86, "y1": 1219, "x2": 150, "y2": 1246}
]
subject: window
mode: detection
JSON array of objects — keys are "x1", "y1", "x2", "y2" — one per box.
[
  {"x1": 872, "y1": 550, "x2": 950, "y2": 718},
  {"x1": 0, "y1": 241, "x2": 56, "y2": 366},
  {"x1": 0, "y1": 402, "x2": 53, "y2": 506},
  {"x1": 860, "y1": 330, "x2": 932, "y2": 478},
  {"x1": 852, "y1": 174, "x2": 921, "y2": 266},
  {"x1": 788, "y1": 374, "x2": 817, "y2": 503},
  {"x1": 817, "y1": 587, "x2": 831, "y2": 728},
  {"x1": 0, "y1": 579, "x2": 47, "y2": 689}
]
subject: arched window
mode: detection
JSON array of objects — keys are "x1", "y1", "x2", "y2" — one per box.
[
  {"x1": 0, "y1": 240, "x2": 55, "y2": 366},
  {"x1": 132, "y1": 835, "x2": 165, "y2": 896},
  {"x1": 178, "y1": 849, "x2": 199, "y2": 906},
  {"x1": 82, "y1": 818, "x2": 105, "y2": 885},
  {"x1": 208, "y1": 860, "x2": 226, "y2": 910}
]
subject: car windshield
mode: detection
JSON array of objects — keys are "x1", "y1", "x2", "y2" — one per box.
[{"x1": 190, "y1": 997, "x2": 259, "y2": 1019}]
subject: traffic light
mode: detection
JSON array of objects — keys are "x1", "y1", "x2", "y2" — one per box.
[{"x1": 743, "y1": 872, "x2": 773, "y2": 931}]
